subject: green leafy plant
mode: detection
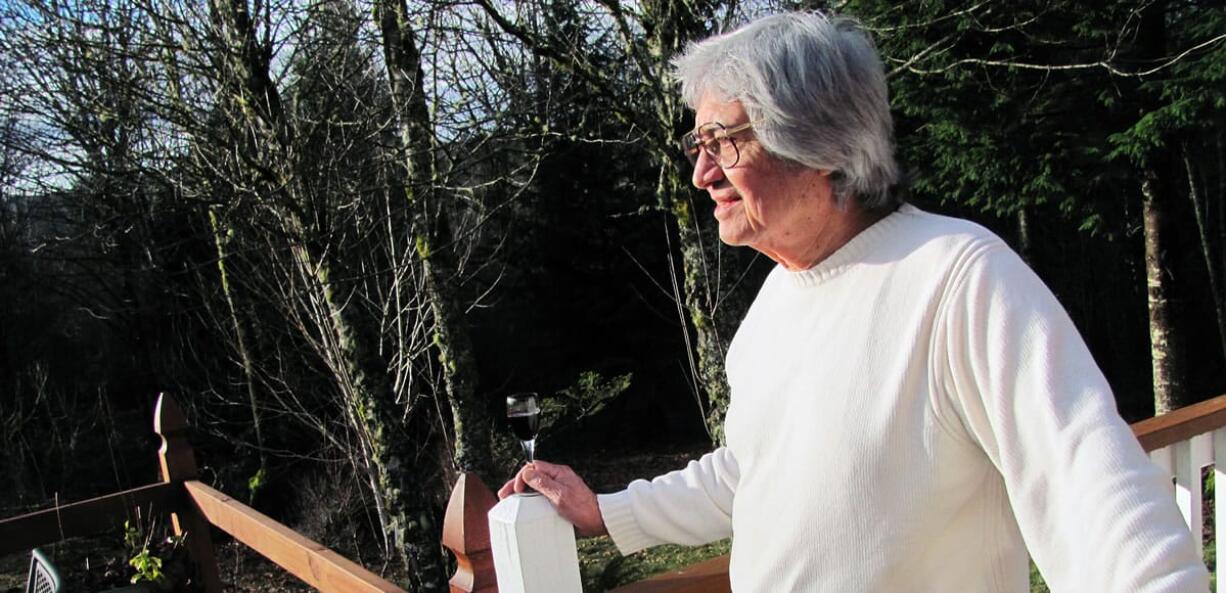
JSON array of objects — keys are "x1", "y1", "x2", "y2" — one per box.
[
  {"x1": 540, "y1": 371, "x2": 632, "y2": 434},
  {"x1": 248, "y1": 467, "x2": 267, "y2": 501},
  {"x1": 122, "y1": 516, "x2": 186, "y2": 587},
  {"x1": 128, "y1": 545, "x2": 164, "y2": 584},
  {"x1": 124, "y1": 519, "x2": 165, "y2": 585}
]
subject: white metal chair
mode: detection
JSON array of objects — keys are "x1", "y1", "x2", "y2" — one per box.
[{"x1": 26, "y1": 548, "x2": 62, "y2": 593}]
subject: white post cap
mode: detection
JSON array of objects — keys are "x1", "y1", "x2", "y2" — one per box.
[{"x1": 488, "y1": 493, "x2": 583, "y2": 593}]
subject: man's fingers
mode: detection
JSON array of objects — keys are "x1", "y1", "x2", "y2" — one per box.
[
  {"x1": 498, "y1": 464, "x2": 536, "y2": 499},
  {"x1": 528, "y1": 461, "x2": 587, "y2": 493},
  {"x1": 523, "y1": 468, "x2": 564, "y2": 500},
  {"x1": 529, "y1": 460, "x2": 569, "y2": 480},
  {"x1": 537, "y1": 463, "x2": 585, "y2": 493}
]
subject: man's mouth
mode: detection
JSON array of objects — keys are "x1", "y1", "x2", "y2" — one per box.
[{"x1": 713, "y1": 195, "x2": 742, "y2": 217}]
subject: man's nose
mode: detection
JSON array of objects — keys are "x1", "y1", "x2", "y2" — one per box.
[{"x1": 691, "y1": 147, "x2": 723, "y2": 189}]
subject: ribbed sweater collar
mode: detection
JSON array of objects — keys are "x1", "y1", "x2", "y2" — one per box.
[{"x1": 783, "y1": 203, "x2": 915, "y2": 287}]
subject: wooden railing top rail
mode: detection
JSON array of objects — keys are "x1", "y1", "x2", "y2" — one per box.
[
  {"x1": 1132, "y1": 393, "x2": 1226, "y2": 452},
  {"x1": 0, "y1": 482, "x2": 183, "y2": 556},
  {"x1": 184, "y1": 480, "x2": 405, "y2": 593},
  {"x1": 606, "y1": 555, "x2": 731, "y2": 593}
]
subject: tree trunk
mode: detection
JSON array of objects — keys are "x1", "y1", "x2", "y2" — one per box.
[
  {"x1": 1137, "y1": 0, "x2": 1187, "y2": 414},
  {"x1": 207, "y1": 207, "x2": 268, "y2": 504},
  {"x1": 423, "y1": 253, "x2": 492, "y2": 476},
  {"x1": 311, "y1": 245, "x2": 447, "y2": 591},
  {"x1": 645, "y1": 2, "x2": 759, "y2": 444},
  {"x1": 342, "y1": 265, "x2": 442, "y2": 586},
  {"x1": 471, "y1": 0, "x2": 751, "y2": 444},
  {"x1": 375, "y1": 0, "x2": 493, "y2": 484},
  {"x1": 659, "y1": 161, "x2": 758, "y2": 443},
  {"x1": 1141, "y1": 168, "x2": 1186, "y2": 414},
  {"x1": 1218, "y1": 134, "x2": 1225, "y2": 259},
  {"x1": 1017, "y1": 206, "x2": 1034, "y2": 266},
  {"x1": 372, "y1": 0, "x2": 487, "y2": 583},
  {"x1": 1182, "y1": 144, "x2": 1226, "y2": 366}
]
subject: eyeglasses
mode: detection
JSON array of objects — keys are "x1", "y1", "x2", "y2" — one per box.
[{"x1": 679, "y1": 120, "x2": 761, "y2": 168}]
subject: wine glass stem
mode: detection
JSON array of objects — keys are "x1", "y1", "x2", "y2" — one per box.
[{"x1": 520, "y1": 438, "x2": 536, "y2": 463}]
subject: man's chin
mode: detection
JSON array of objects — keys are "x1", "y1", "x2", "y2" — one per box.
[{"x1": 716, "y1": 226, "x2": 750, "y2": 247}]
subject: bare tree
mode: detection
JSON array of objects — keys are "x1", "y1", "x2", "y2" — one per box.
[{"x1": 1183, "y1": 140, "x2": 1226, "y2": 370}]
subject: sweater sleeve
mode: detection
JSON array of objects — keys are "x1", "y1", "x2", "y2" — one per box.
[
  {"x1": 938, "y1": 243, "x2": 1208, "y2": 592},
  {"x1": 596, "y1": 447, "x2": 738, "y2": 555}
]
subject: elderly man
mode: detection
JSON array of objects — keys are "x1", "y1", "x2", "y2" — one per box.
[{"x1": 501, "y1": 11, "x2": 1207, "y2": 593}]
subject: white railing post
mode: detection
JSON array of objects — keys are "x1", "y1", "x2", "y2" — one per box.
[
  {"x1": 487, "y1": 493, "x2": 583, "y2": 593},
  {"x1": 1173, "y1": 433, "x2": 1212, "y2": 559},
  {"x1": 1149, "y1": 445, "x2": 1175, "y2": 494},
  {"x1": 1149, "y1": 427, "x2": 1222, "y2": 587},
  {"x1": 1214, "y1": 428, "x2": 1226, "y2": 593}
]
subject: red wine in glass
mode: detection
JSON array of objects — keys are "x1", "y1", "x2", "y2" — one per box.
[{"x1": 506, "y1": 393, "x2": 540, "y2": 463}]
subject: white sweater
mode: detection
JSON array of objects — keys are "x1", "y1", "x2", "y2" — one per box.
[{"x1": 597, "y1": 205, "x2": 1208, "y2": 592}]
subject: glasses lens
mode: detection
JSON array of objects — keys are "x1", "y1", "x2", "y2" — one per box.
[
  {"x1": 698, "y1": 124, "x2": 723, "y2": 165},
  {"x1": 717, "y1": 137, "x2": 738, "y2": 168},
  {"x1": 680, "y1": 123, "x2": 743, "y2": 168},
  {"x1": 680, "y1": 132, "x2": 700, "y2": 166}
]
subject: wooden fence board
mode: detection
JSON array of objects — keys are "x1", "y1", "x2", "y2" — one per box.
[
  {"x1": 183, "y1": 480, "x2": 405, "y2": 593},
  {"x1": 0, "y1": 482, "x2": 182, "y2": 555},
  {"x1": 606, "y1": 555, "x2": 732, "y2": 593},
  {"x1": 1133, "y1": 394, "x2": 1226, "y2": 452}
]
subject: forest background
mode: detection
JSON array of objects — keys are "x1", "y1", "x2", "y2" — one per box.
[{"x1": 1, "y1": 0, "x2": 1224, "y2": 590}]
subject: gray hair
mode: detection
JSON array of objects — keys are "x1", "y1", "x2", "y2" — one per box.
[{"x1": 673, "y1": 12, "x2": 902, "y2": 209}]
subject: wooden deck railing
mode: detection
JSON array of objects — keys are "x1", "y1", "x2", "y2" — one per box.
[
  {"x1": 1133, "y1": 393, "x2": 1226, "y2": 573},
  {"x1": 7, "y1": 393, "x2": 1224, "y2": 593},
  {"x1": 445, "y1": 392, "x2": 1226, "y2": 593},
  {"x1": 0, "y1": 394, "x2": 406, "y2": 593}
]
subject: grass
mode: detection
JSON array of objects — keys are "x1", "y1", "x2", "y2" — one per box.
[
  {"x1": 1029, "y1": 562, "x2": 1049, "y2": 593},
  {"x1": 577, "y1": 537, "x2": 730, "y2": 592}
]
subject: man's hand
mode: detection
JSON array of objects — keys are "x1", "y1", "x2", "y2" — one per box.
[{"x1": 498, "y1": 460, "x2": 609, "y2": 538}]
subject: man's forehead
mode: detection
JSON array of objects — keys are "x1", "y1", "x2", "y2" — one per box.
[{"x1": 694, "y1": 98, "x2": 747, "y2": 126}]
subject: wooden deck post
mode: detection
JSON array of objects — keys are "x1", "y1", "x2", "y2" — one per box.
[
  {"x1": 442, "y1": 473, "x2": 499, "y2": 593},
  {"x1": 155, "y1": 393, "x2": 223, "y2": 593}
]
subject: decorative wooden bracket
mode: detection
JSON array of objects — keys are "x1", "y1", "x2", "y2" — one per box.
[
  {"x1": 442, "y1": 472, "x2": 499, "y2": 593},
  {"x1": 155, "y1": 393, "x2": 224, "y2": 593}
]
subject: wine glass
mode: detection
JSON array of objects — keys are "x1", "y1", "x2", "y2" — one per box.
[{"x1": 506, "y1": 393, "x2": 541, "y2": 464}]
